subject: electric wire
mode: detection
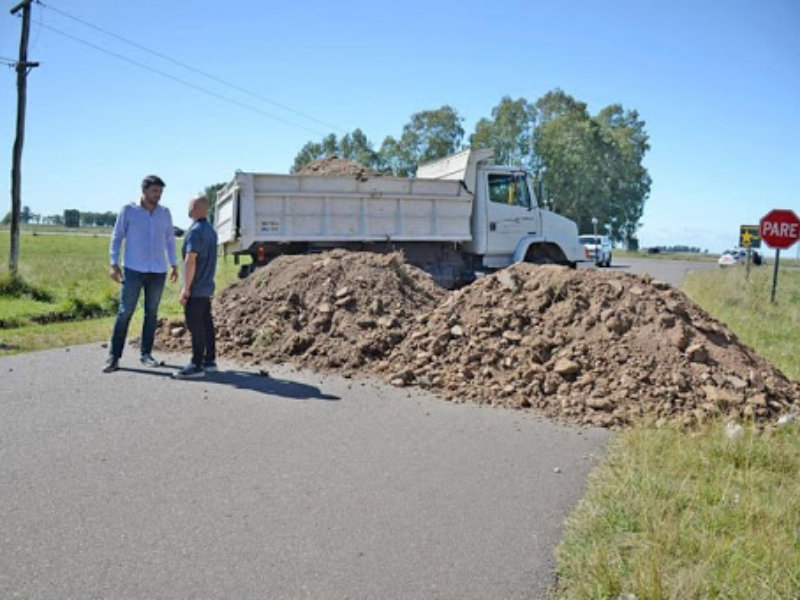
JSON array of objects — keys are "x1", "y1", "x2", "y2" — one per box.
[
  {"x1": 37, "y1": 1, "x2": 346, "y2": 134},
  {"x1": 35, "y1": 21, "x2": 330, "y2": 136},
  {"x1": 29, "y1": 0, "x2": 45, "y2": 53}
]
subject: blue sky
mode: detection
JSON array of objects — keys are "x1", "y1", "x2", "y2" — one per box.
[{"x1": 1, "y1": 0, "x2": 798, "y2": 253}]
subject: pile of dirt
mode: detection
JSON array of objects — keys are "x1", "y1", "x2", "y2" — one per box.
[
  {"x1": 158, "y1": 250, "x2": 445, "y2": 372},
  {"x1": 296, "y1": 156, "x2": 381, "y2": 181},
  {"x1": 373, "y1": 265, "x2": 799, "y2": 428},
  {"x1": 156, "y1": 251, "x2": 799, "y2": 429}
]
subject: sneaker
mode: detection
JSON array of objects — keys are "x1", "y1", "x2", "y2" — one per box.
[
  {"x1": 140, "y1": 354, "x2": 164, "y2": 368},
  {"x1": 172, "y1": 364, "x2": 204, "y2": 379},
  {"x1": 203, "y1": 362, "x2": 218, "y2": 373},
  {"x1": 102, "y1": 357, "x2": 119, "y2": 373}
]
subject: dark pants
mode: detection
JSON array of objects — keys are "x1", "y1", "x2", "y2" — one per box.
[
  {"x1": 110, "y1": 269, "x2": 166, "y2": 359},
  {"x1": 185, "y1": 296, "x2": 216, "y2": 367}
]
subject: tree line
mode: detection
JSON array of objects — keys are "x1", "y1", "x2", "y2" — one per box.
[
  {"x1": 1, "y1": 207, "x2": 117, "y2": 228},
  {"x1": 290, "y1": 88, "x2": 651, "y2": 245}
]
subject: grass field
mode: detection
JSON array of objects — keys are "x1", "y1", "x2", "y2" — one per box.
[{"x1": 0, "y1": 230, "x2": 241, "y2": 354}]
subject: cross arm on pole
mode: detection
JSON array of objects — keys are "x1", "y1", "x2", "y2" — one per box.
[{"x1": 10, "y1": 0, "x2": 35, "y2": 16}]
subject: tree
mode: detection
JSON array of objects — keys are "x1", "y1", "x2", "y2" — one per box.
[
  {"x1": 535, "y1": 111, "x2": 601, "y2": 223},
  {"x1": 534, "y1": 88, "x2": 588, "y2": 125},
  {"x1": 470, "y1": 96, "x2": 537, "y2": 168},
  {"x1": 594, "y1": 105, "x2": 651, "y2": 244},
  {"x1": 291, "y1": 129, "x2": 380, "y2": 173},
  {"x1": 292, "y1": 140, "x2": 326, "y2": 173},
  {"x1": 379, "y1": 105, "x2": 465, "y2": 176},
  {"x1": 64, "y1": 209, "x2": 80, "y2": 228},
  {"x1": 530, "y1": 90, "x2": 651, "y2": 242},
  {"x1": 204, "y1": 183, "x2": 226, "y2": 225},
  {"x1": 20, "y1": 205, "x2": 32, "y2": 224},
  {"x1": 84, "y1": 211, "x2": 117, "y2": 227},
  {"x1": 339, "y1": 128, "x2": 378, "y2": 168}
]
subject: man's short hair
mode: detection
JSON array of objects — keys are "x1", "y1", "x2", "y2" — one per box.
[
  {"x1": 142, "y1": 175, "x2": 166, "y2": 190},
  {"x1": 192, "y1": 195, "x2": 209, "y2": 210}
]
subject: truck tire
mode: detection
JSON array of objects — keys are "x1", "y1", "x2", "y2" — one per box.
[{"x1": 523, "y1": 244, "x2": 567, "y2": 266}]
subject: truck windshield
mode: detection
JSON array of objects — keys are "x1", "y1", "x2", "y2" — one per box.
[{"x1": 488, "y1": 173, "x2": 531, "y2": 209}]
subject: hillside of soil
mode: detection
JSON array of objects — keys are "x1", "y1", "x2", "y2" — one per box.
[{"x1": 156, "y1": 250, "x2": 799, "y2": 428}]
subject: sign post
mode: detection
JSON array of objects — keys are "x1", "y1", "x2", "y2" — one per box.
[
  {"x1": 759, "y1": 209, "x2": 800, "y2": 303},
  {"x1": 740, "y1": 224, "x2": 761, "y2": 280},
  {"x1": 739, "y1": 225, "x2": 761, "y2": 281}
]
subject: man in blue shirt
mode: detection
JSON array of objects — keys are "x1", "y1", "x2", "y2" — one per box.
[
  {"x1": 173, "y1": 194, "x2": 218, "y2": 379},
  {"x1": 103, "y1": 175, "x2": 179, "y2": 373}
]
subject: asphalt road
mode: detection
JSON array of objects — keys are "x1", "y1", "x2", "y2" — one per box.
[
  {"x1": 597, "y1": 255, "x2": 720, "y2": 287},
  {"x1": 0, "y1": 344, "x2": 609, "y2": 599}
]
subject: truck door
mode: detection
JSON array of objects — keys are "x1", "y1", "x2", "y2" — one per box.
[{"x1": 484, "y1": 172, "x2": 541, "y2": 265}]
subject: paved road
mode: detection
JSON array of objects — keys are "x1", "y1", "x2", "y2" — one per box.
[
  {"x1": 0, "y1": 344, "x2": 609, "y2": 599},
  {"x1": 601, "y1": 255, "x2": 719, "y2": 287}
]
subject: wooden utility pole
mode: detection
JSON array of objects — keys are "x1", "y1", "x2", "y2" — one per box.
[{"x1": 9, "y1": 0, "x2": 39, "y2": 276}]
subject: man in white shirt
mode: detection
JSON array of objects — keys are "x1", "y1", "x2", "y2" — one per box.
[{"x1": 103, "y1": 175, "x2": 179, "y2": 373}]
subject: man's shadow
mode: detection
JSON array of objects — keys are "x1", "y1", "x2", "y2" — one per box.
[{"x1": 123, "y1": 365, "x2": 340, "y2": 402}]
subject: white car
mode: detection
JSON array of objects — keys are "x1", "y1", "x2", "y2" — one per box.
[
  {"x1": 717, "y1": 250, "x2": 741, "y2": 268},
  {"x1": 718, "y1": 248, "x2": 765, "y2": 268},
  {"x1": 579, "y1": 234, "x2": 613, "y2": 267}
]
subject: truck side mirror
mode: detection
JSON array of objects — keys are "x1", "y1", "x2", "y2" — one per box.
[{"x1": 536, "y1": 179, "x2": 548, "y2": 209}]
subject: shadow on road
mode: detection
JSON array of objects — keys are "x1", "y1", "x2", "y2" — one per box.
[{"x1": 119, "y1": 365, "x2": 341, "y2": 401}]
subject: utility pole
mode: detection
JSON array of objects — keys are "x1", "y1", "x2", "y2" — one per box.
[{"x1": 9, "y1": 0, "x2": 39, "y2": 277}]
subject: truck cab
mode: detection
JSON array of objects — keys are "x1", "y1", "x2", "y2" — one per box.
[{"x1": 418, "y1": 150, "x2": 586, "y2": 269}]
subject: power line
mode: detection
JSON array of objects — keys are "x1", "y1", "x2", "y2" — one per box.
[
  {"x1": 37, "y1": 1, "x2": 347, "y2": 134},
  {"x1": 35, "y1": 21, "x2": 331, "y2": 137}
]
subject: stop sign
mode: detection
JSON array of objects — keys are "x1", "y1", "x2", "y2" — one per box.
[{"x1": 759, "y1": 209, "x2": 800, "y2": 250}]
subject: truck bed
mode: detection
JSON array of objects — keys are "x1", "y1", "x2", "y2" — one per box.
[{"x1": 216, "y1": 172, "x2": 474, "y2": 254}]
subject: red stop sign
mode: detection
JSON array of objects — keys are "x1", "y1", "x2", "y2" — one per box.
[{"x1": 760, "y1": 209, "x2": 800, "y2": 250}]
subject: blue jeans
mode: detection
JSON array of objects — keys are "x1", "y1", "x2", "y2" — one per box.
[{"x1": 109, "y1": 268, "x2": 167, "y2": 359}]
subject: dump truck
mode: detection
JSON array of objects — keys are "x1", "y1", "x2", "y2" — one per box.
[{"x1": 214, "y1": 149, "x2": 587, "y2": 288}]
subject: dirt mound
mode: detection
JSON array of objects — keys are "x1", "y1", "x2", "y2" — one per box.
[
  {"x1": 374, "y1": 265, "x2": 798, "y2": 428},
  {"x1": 158, "y1": 250, "x2": 445, "y2": 372},
  {"x1": 156, "y1": 252, "x2": 799, "y2": 429},
  {"x1": 296, "y1": 156, "x2": 381, "y2": 180}
]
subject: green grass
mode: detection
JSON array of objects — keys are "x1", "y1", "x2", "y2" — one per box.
[
  {"x1": 554, "y1": 265, "x2": 800, "y2": 599},
  {"x1": 0, "y1": 298, "x2": 59, "y2": 328},
  {"x1": 0, "y1": 230, "x2": 241, "y2": 355},
  {"x1": 683, "y1": 265, "x2": 800, "y2": 381},
  {"x1": 555, "y1": 426, "x2": 800, "y2": 599}
]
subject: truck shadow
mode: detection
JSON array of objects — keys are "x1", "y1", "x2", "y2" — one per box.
[{"x1": 122, "y1": 366, "x2": 341, "y2": 401}]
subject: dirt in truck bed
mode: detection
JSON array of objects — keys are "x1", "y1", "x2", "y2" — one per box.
[
  {"x1": 155, "y1": 250, "x2": 799, "y2": 429},
  {"x1": 296, "y1": 156, "x2": 382, "y2": 180}
]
